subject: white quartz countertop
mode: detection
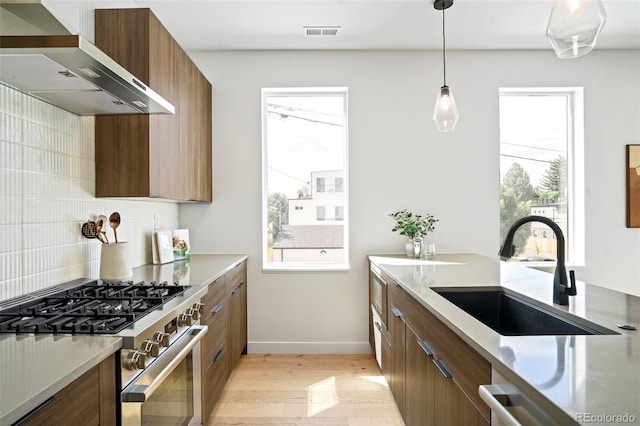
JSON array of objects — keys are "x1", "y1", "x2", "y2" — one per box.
[
  {"x1": 0, "y1": 253, "x2": 247, "y2": 426},
  {"x1": 0, "y1": 335, "x2": 122, "y2": 425},
  {"x1": 369, "y1": 253, "x2": 640, "y2": 425}
]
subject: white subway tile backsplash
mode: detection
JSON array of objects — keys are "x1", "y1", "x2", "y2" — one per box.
[
  {"x1": 0, "y1": 278, "x2": 22, "y2": 301},
  {"x1": 0, "y1": 225, "x2": 21, "y2": 253},
  {"x1": 0, "y1": 252, "x2": 22, "y2": 281},
  {"x1": 0, "y1": 85, "x2": 179, "y2": 302}
]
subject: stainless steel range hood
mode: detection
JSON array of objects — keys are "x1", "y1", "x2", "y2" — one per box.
[{"x1": 0, "y1": 3, "x2": 175, "y2": 115}]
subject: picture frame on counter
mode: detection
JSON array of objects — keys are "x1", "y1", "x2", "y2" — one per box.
[
  {"x1": 153, "y1": 230, "x2": 174, "y2": 264},
  {"x1": 152, "y1": 229, "x2": 191, "y2": 264}
]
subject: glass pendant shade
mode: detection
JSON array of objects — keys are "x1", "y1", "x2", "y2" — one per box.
[
  {"x1": 546, "y1": 0, "x2": 606, "y2": 59},
  {"x1": 433, "y1": 86, "x2": 459, "y2": 132}
]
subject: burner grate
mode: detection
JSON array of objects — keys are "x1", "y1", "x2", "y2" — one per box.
[{"x1": 0, "y1": 281, "x2": 187, "y2": 335}]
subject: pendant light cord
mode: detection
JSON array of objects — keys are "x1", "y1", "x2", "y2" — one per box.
[{"x1": 442, "y1": 7, "x2": 447, "y2": 87}]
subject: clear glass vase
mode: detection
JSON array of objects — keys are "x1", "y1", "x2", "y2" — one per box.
[{"x1": 412, "y1": 236, "x2": 423, "y2": 259}]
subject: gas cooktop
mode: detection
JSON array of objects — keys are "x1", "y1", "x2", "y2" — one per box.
[{"x1": 0, "y1": 280, "x2": 187, "y2": 335}]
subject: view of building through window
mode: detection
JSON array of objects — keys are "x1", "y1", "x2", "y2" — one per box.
[
  {"x1": 262, "y1": 88, "x2": 348, "y2": 270},
  {"x1": 499, "y1": 88, "x2": 582, "y2": 263}
]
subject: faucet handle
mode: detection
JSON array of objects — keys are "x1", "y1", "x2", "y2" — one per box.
[{"x1": 567, "y1": 270, "x2": 577, "y2": 296}]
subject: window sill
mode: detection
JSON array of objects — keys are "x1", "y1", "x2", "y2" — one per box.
[{"x1": 262, "y1": 264, "x2": 350, "y2": 273}]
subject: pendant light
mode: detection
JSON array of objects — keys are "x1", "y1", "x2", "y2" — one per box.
[
  {"x1": 546, "y1": 0, "x2": 607, "y2": 59},
  {"x1": 433, "y1": 0, "x2": 458, "y2": 132}
]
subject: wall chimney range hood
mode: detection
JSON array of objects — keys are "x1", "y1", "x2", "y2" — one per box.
[{"x1": 0, "y1": 3, "x2": 175, "y2": 115}]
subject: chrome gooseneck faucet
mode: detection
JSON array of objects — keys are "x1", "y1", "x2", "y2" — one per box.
[{"x1": 498, "y1": 215, "x2": 576, "y2": 305}]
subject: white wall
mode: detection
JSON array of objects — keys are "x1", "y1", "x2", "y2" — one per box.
[{"x1": 180, "y1": 49, "x2": 640, "y2": 354}]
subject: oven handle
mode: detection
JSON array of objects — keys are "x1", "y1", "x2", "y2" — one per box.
[{"x1": 121, "y1": 325, "x2": 208, "y2": 403}]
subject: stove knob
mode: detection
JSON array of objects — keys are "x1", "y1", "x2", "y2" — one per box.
[
  {"x1": 153, "y1": 331, "x2": 171, "y2": 347},
  {"x1": 141, "y1": 339, "x2": 160, "y2": 357},
  {"x1": 192, "y1": 302, "x2": 205, "y2": 317},
  {"x1": 124, "y1": 350, "x2": 147, "y2": 371},
  {"x1": 178, "y1": 311, "x2": 193, "y2": 327}
]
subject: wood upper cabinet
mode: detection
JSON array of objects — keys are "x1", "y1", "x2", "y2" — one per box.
[{"x1": 95, "y1": 8, "x2": 212, "y2": 202}]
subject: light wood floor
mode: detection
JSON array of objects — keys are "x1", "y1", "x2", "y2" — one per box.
[{"x1": 207, "y1": 354, "x2": 404, "y2": 425}]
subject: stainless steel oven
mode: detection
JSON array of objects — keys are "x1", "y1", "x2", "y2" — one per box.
[
  {"x1": 0, "y1": 277, "x2": 209, "y2": 426},
  {"x1": 121, "y1": 324, "x2": 207, "y2": 426},
  {"x1": 370, "y1": 264, "x2": 388, "y2": 328}
]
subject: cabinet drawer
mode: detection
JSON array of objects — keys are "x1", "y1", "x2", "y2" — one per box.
[
  {"x1": 405, "y1": 294, "x2": 490, "y2": 420},
  {"x1": 203, "y1": 303, "x2": 227, "y2": 370},
  {"x1": 203, "y1": 344, "x2": 228, "y2": 419},
  {"x1": 225, "y1": 261, "x2": 247, "y2": 294},
  {"x1": 202, "y1": 276, "x2": 226, "y2": 321}
]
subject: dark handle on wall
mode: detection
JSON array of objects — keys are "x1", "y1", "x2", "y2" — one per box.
[
  {"x1": 232, "y1": 282, "x2": 244, "y2": 294},
  {"x1": 211, "y1": 304, "x2": 223, "y2": 314},
  {"x1": 418, "y1": 340, "x2": 433, "y2": 356},
  {"x1": 213, "y1": 348, "x2": 224, "y2": 362},
  {"x1": 433, "y1": 359, "x2": 453, "y2": 379},
  {"x1": 375, "y1": 321, "x2": 382, "y2": 332},
  {"x1": 391, "y1": 307, "x2": 403, "y2": 318}
]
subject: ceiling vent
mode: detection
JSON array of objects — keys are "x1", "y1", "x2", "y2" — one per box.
[{"x1": 303, "y1": 26, "x2": 340, "y2": 37}]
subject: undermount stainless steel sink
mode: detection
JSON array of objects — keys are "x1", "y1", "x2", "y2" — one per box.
[{"x1": 434, "y1": 288, "x2": 617, "y2": 336}]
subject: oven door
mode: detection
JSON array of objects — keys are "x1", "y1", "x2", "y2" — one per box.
[{"x1": 121, "y1": 325, "x2": 207, "y2": 426}]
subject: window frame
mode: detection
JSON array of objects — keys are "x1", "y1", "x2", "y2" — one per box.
[
  {"x1": 261, "y1": 87, "x2": 350, "y2": 272},
  {"x1": 499, "y1": 87, "x2": 585, "y2": 266}
]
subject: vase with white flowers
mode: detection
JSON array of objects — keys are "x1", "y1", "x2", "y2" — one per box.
[{"x1": 389, "y1": 209, "x2": 438, "y2": 258}]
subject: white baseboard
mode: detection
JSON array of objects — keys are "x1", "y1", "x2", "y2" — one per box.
[{"x1": 247, "y1": 341, "x2": 373, "y2": 354}]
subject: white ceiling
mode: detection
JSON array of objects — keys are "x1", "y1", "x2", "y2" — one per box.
[{"x1": 94, "y1": 0, "x2": 639, "y2": 51}]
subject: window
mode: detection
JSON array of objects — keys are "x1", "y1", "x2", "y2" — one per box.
[
  {"x1": 499, "y1": 88, "x2": 584, "y2": 265},
  {"x1": 262, "y1": 88, "x2": 349, "y2": 270},
  {"x1": 317, "y1": 206, "x2": 326, "y2": 221}
]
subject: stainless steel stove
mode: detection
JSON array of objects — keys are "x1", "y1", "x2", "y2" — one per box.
[
  {"x1": 0, "y1": 279, "x2": 188, "y2": 335},
  {"x1": 0, "y1": 277, "x2": 208, "y2": 425}
]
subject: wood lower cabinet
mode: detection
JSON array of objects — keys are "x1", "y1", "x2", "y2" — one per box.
[
  {"x1": 405, "y1": 327, "x2": 436, "y2": 426},
  {"x1": 434, "y1": 370, "x2": 489, "y2": 426},
  {"x1": 19, "y1": 353, "x2": 116, "y2": 426},
  {"x1": 201, "y1": 274, "x2": 227, "y2": 424},
  {"x1": 377, "y1": 270, "x2": 490, "y2": 426},
  {"x1": 226, "y1": 261, "x2": 248, "y2": 373},
  {"x1": 201, "y1": 259, "x2": 248, "y2": 423},
  {"x1": 95, "y1": 8, "x2": 212, "y2": 202},
  {"x1": 388, "y1": 280, "x2": 406, "y2": 417}
]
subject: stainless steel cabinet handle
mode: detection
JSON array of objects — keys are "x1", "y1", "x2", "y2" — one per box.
[
  {"x1": 213, "y1": 348, "x2": 224, "y2": 362},
  {"x1": 374, "y1": 321, "x2": 382, "y2": 331},
  {"x1": 211, "y1": 304, "x2": 223, "y2": 314},
  {"x1": 418, "y1": 340, "x2": 433, "y2": 356},
  {"x1": 232, "y1": 282, "x2": 244, "y2": 294},
  {"x1": 479, "y1": 385, "x2": 522, "y2": 426},
  {"x1": 433, "y1": 358, "x2": 452, "y2": 378},
  {"x1": 391, "y1": 307, "x2": 403, "y2": 318}
]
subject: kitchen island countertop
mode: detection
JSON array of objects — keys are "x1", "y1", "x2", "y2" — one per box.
[
  {"x1": 369, "y1": 253, "x2": 640, "y2": 425},
  {"x1": 0, "y1": 253, "x2": 247, "y2": 425}
]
